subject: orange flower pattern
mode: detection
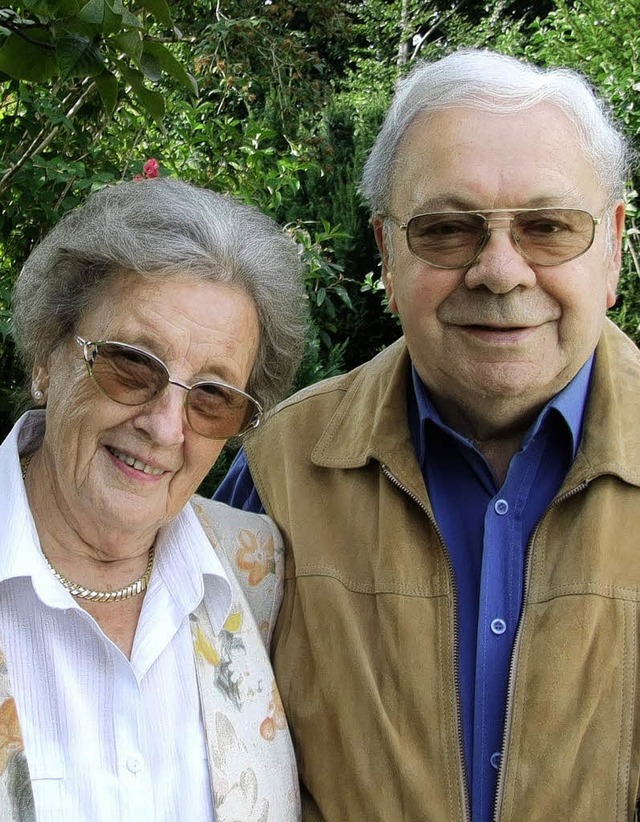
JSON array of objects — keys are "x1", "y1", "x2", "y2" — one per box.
[
  {"x1": 0, "y1": 649, "x2": 34, "y2": 819},
  {"x1": 260, "y1": 682, "x2": 287, "y2": 741},
  {"x1": 235, "y1": 529, "x2": 275, "y2": 586},
  {"x1": 0, "y1": 698, "x2": 23, "y2": 775}
]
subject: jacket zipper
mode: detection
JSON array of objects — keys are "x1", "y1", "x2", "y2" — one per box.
[
  {"x1": 382, "y1": 464, "x2": 471, "y2": 822},
  {"x1": 491, "y1": 480, "x2": 589, "y2": 821}
]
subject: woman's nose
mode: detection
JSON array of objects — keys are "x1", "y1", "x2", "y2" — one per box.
[{"x1": 132, "y1": 384, "x2": 187, "y2": 445}]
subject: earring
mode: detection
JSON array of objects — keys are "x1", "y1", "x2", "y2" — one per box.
[{"x1": 33, "y1": 389, "x2": 44, "y2": 402}]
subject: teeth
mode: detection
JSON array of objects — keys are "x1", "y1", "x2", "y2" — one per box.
[{"x1": 109, "y1": 447, "x2": 164, "y2": 476}]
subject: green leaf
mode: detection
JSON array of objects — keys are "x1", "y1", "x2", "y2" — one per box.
[
  {"x1": 132, "y1": 84, "x2": 164, "y2": 122},
  {"x1": 77, "y1": 0, "x2": 105, "y2": 24},
  {"x1": 123, "y1": 64, "x2": 144, "y2": 85},
  {"x1": 22, "y1": 0, "x2": 80, "y2": 16},
  {"x1": 324, "y1": 296, "x2": 336, "y2": 319},
  {"x1": 142, "y1": 41, "x2": 197, "y2": 95},
  {"x1": 0, "y1": 30, "x2": 57, "y2": 81},
  {"x1": 94, "y1": 68, "x2": 118, "y2": 114},
  {"x1": 124, "y1": 65, "x2": 164, "y2": 121},
  {"x1": 56, "y1": 34, "x2": 103, "y2": 78},
  {"x1": 140, "y1": 48, "x2": 161, "y2": 81},
  {"x1": 110, "y1": 0, "x2": 143, "y2": 28},
  {"x1": 139, "y1": 0, "x2": 172, "y2": 28},
  {"x1": 112, "y1": 30, "x2": 142, "y2": 63},
  {"x1": 319, "y1": 329, "x2": 332, "y2": 349},
  {"x1": 77, "y1": 0, "x2": 122, "y2": 33},
  {"x1": 334, "y1": 285, "x2": 354, "y2": 310}
]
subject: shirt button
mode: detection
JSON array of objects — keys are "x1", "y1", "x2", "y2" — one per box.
[
  {"x1": 490, "y1": 751, "x2": 501, "y2": 770},
  {"x1": 126, "y1": 755, "x2": 143, "y2": 774},
  {"x1": 494, "y1": 498, "x2": 509, "y2": 515},
  {"x1": 490, "y1": 618, "x2": 507, "y2": 635}
]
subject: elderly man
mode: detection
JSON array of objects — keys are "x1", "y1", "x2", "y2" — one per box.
[{"x1": 216, "y1": 50, "x2": 638, "y2": 821}]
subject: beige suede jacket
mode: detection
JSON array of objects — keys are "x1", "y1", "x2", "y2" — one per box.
[{"x1": 245, "y1": 319, "x2": 640, "y2": 822}]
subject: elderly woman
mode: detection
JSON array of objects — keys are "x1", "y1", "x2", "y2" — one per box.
[{"x1": 0, "y1": 178, "x2": 306, "y2": 821}]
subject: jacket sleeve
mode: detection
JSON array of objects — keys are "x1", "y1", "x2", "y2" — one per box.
[{"x1": 213, "y1": 448, "x2": 265, "y2": 514}]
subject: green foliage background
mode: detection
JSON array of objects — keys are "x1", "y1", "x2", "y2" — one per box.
[{"x1": 1, "y1": 0, "x2": 639, "y2": 483}]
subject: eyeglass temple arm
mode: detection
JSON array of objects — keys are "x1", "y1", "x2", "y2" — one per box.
[
  {"x1": 74, "y1": 335, "x2": 98, "y2": 362},
  {"x1": 377, "y1": 213, "x2": 409, "y2": 231}
]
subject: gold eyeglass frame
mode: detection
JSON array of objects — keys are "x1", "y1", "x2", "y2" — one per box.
[{"x1": 382, "y1": 207, "x2": 603, "y2": 269}]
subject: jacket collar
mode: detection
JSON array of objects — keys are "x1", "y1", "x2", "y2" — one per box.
[
  {"x1": 311, "y1": 338, "x2": 429, "y2": 503},
  {"x1": 311, "y1": 319, "x2": 640, "y2": 491},
  {"x1": 571, "y1": 318, "x2": 640, "y2": 487}
]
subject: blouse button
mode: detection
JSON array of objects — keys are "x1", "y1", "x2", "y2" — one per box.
[{"x1": 126, "y1": 754, "x2": 143, "y2": 774}]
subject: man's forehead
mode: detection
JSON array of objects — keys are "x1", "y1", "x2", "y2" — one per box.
[{"x1": 389, "y1": 105, "x2": 600, "y2": 213}]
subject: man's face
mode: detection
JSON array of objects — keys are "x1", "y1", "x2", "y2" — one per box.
[{"x1": 375, "y1": 105, "x2": 625, "y2": 436}]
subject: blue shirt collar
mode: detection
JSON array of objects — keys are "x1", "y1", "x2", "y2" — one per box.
[{"x1": 410, "y1": 354, "x2": 594, "y2": 462}]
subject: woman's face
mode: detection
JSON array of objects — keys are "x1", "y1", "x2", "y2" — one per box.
[{"x1": 35, "y1": 272, "x2": 260, "y2": 549}]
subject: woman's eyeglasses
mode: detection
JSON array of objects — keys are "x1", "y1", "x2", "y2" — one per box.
[
  {"x1": 384, "y1": 207, "x2": 602, "y2": 269},
  {"x1": 75, "y1": 336, "x2": 262, "y2": 440}
]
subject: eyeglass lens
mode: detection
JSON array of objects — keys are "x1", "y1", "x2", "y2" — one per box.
[
  {"x1": 88, "y1": 342, "x2": 258, "y2": 439},
  {"x1": 405, "y1": 209, "x2": 596, "y2": 268}
]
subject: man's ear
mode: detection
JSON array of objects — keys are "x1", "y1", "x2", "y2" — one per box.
[
  {"x1": 373, "y1": 215, "x2": 399, "y2": 314},
  {"x1": 606, "y1": 200, "x2": 626, "y2": 309}
]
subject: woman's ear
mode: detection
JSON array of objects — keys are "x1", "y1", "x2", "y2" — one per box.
[{"x1": 31, "y1": 364, "x2": 49, "y2": 404}]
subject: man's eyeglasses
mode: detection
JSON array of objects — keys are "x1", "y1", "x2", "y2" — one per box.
[
  {"x1": 384, "y1": 208, "x2": 603, "y2": 269},
  {"x1": 76, "y1": 336, "x2": 262, "y2": 440}
]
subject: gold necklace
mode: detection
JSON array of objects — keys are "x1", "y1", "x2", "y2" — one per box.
[
  {"x1": 20, "y1": 453, "x2": 155, "y2": 603},
  {"x1": 42, "y1": 546, "x2": 155, "y2": 603}
]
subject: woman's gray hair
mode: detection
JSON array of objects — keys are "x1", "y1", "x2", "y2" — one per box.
[
  {"x1": 12, "y1": 177, "x2": 308, "y2": 411},
  {"x1": 360, "y1": 49, "x2": 631, "y2": 215}
]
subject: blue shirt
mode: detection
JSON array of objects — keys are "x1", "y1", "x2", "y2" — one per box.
[{"x1": 214, "y1": 356, "x2": 594, "y2": 821}]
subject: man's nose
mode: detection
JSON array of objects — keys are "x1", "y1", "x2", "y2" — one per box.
[{"x1": 463, "y1": 223, "x2": 537, "y2": 293}]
